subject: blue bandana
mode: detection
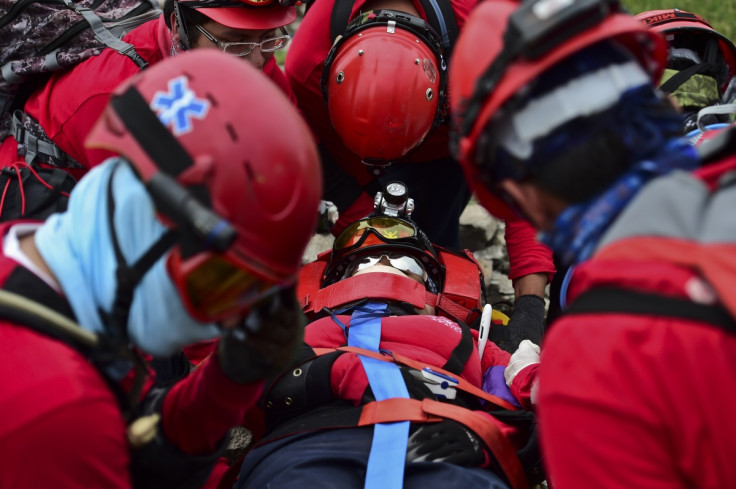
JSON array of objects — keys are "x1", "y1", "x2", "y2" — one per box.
[{"x1": 35, "y1": 159, "x2": 219, "y2": 361}]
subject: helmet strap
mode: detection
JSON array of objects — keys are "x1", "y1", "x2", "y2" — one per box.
[
  {"x1": 98, "y1": 161, "x2": 179, "y2": 346},
  {"x1": 110, "y1": 87, "x2": 237, "y2": 252},
  {"x1": 174, "y1": 1, "x2": 193, "y2": 50}
]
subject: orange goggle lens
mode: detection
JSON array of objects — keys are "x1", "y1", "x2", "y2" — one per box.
[
  {"x1": 334, "y1": 217, "x2": 417, "y2": 250},
  {"x1": 172, "y1": 252, "x2": 281, "y2": 322}
]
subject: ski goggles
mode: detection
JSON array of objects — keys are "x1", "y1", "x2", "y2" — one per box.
[
  {"x1": 345, "y1": 252, "x2": 428, "y2": 283},
  {"x1": 334, "y1": 217, "x2": 419, "y2": 250},
  {"x1": 168, "y1": 248, "x2": 284, "y2": 323}
]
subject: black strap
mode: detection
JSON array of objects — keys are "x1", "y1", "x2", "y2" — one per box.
[
  {"x1": 0, "y1": 266, "x2": 142, "y2": 413},
  {"x1": 4, "y1": 264, "x2": 76, "y2": 319},
  {"x1": 329, "y1": 0, "x2": 457, "y2": 51},
  {"x1": 659, "y1": 62, "x2": 715, "y2": 95},
  {"x1": 111, "y1": 87, "x2": 194, "y2": 178},
  {"x1": 415, "y1": 0, "x2": 457, "y2": 51},
  {"x1": 102, "y1": 161, "x2": 178, "y2": 344},
  {"x1": 329, "y1": 0, "x2": 352, "y2": 43},
  {"x1": 441, "y1": 320, "x2": 473, "y2": 375},
  {"x1": 564, "y1": 287, "x2": 736, "y2": 333}
]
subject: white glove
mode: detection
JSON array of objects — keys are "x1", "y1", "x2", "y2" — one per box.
[{"x1": 504, "y1": 339, "x2": 541, "y2": 387}]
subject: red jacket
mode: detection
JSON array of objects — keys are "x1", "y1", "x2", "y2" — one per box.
[
  {"x1": 0, "y1": 224, "x2": 263, "y2": 489},
  {"x1": 538, "y1": 158, "x2": 736, "y2": 489},
  {"x1": 284, "y1": 0, "x2": 554, "y2": 281},
  {"x1": 0, "y1": 16, "x2": 295, "y2": 181}
]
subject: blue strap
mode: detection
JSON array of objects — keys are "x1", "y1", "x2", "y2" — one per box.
[
  {"x1": 425, "y1": 0, "x2": 450, "y2": 50},
  {"x1": 559, "y1": 265, "x2": 576, "y2": 310},
  {"x1": 348, "y1": 302, "x2": 410, "y2": 489}
]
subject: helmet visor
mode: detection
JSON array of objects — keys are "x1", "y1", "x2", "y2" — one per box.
[{"x1": 169, "y1": 249, "x2": 282, "y2": 323}]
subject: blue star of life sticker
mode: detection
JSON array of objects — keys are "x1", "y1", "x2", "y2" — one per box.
[{"x1": 150, "y1": 76, "x2": 210, "y2": 136}]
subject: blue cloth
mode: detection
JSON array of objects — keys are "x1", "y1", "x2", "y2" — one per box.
[
  {"x1": 348, "y1": 302, "x2": 410, "y2": 489},
  {"x1": 235, "y1": 428, "x2": 510, "y2": 489},
  {"x1": 34, "y1": 159, "x2": 219, "y2": 359}
]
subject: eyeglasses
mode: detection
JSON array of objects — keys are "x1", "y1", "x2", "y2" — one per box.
[
  {"x1": 345, "y1": 253, "x2": 428, "y2": 283},
  {"x1": 334, "y1": 217, "x2": 418, "y2": 250},
  {"x1": 195, "y1": 24, "x2": 291, "y2": 57},
  {"x1": 168, "y1": 249, "x2": 284, "y2": 323}
]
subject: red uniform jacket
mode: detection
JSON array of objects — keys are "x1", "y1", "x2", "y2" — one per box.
[
  {"x1": 0, "y1": 224, "x2": 263, "y2": 489},
  {"x1": 538, "y1": 158, "x2": 736, "y2": 489}
]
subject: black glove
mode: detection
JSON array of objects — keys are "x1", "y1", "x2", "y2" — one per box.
[
  {"x1": 502, "y1": 295, "x2": 546, "y2": 354},
  {"x1": 216, "y1": 286, "x2": 305, "y2": 384},
  {"x1": 406, "y1": 420, "x2": 486, "y2": 466}
]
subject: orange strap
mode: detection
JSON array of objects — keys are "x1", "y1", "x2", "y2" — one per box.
[
  {"x1": 314, "y1": 345, "x2": 518, "y2": 411},
  {"x1": 355, "y1": 397, "x2": 529, "y2": 489}
]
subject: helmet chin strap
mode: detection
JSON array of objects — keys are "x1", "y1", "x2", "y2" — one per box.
[
  {"x1": 97, "y1": 160, "x2": 179, "y2": 346},
  {"x1": 174, "y1": 1, "x2": 193, "y2": 50}
]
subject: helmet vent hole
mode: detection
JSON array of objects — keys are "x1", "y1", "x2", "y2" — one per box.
[
  {"x1": 336, "y1": 71, "x2": 345, "y2": 84},
  {"x1": 243, "y1": 161, "x2": 255, "y2": 181},
  {"x1": 226, "y1": 123, "x2": 238, "y2": 142}
]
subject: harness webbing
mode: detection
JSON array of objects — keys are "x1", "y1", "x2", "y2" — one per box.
[
  {"x1": 348, "y1": 302, "x2": 410, "y2": 489},
  {"x1": 314, "y1": 345, "x2": 518, "y2": 411},
  {"x1": 563, "y1": 286, "x2": 736, "y2": 333}
]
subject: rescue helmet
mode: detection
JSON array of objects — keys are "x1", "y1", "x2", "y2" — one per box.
[
  {"x1": 321, "y1": 10, "x2": 447, "y2": 170},
  {"x1": 86, "y1": 49, "x2": 322, "y2": 322},
  {"x1": 449, "y1": 0, "x2": 668, "y2": 219},
  {"x1": 636, "y1": 9, "x2": 736, "y2": 92},
  {"x1": 636, "y1": 9, "x2": 736, "y2": 131},
  {"x1": 175, "y1": 0, "x2": 296, "y2": 31}
]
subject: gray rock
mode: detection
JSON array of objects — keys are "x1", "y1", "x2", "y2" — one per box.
[
  {"x1": 302, "y1": 233, "x2": 335, "y2": 264},
  {"x1": 225, "y1": 425, "x2": 253, "y2": 464},
  {"x1": 459, "y1": 203, "x2": 500, "y2": 250}
]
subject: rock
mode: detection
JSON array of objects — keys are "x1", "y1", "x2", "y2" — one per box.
[
  {"x1": 302, "y1": 232, "x2": 335, "y2": 264},
  {"x1": 459, "y1": 203, "x2": 500, "y2": 250},
  {"x1": 225, "y1": 425, "x2": 253, "y2": 464}
]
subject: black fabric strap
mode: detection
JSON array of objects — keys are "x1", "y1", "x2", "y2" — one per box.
[
  {"x1": 0, "y1": 265, "x2": 139, "y2": 413},
  {"x1": 111, "y1": 87, "x2": 193, "y2": 178},
  {"x1": 103, "y1": 161, "x2": 179, "y2": 343},
  {"x1": 441, "y1": 321, "x2": 474, "y2": 375},
  {"x1": 660, "y1": 62, "x2": 715, "y2": 95},
  {"x1": 329, "y1": 0, "x2": 354, "y2": 43},
  {"x1": 416, "y1": 0, "x2": 458, "y2": 51},
  {"x1": 3, "y1": 266, "x2": 76, "y2": 320},
  {"x1": 260, "y1": 401, "x2": 364, "y2": 444},
  {"x1": 564, "y1": 287, "x2": 736, "y2": 333},
  {"x1": 329, "y1": 0, "x2": 457, "y2": 50}
]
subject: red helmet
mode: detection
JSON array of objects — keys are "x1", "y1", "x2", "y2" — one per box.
[
  {"x1": 322, "y1": 10, "x2": 446, "y2": 168},
  {"x1": 86, "y1": 50, "x2": 322, "y2": 321},
  {"x1": 177, "y1": 0, "x2": 296, "y2": 31},
  {"x1": 448, "y1": 0, "x2": 667, "y2": 220},
  {"x1": 635, "y1": 9, "x2": 736, "y2": 90}
]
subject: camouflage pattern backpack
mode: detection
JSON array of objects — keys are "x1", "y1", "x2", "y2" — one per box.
[{"x1": 0, "y1": 0, "x2": 161, "y2": 143}]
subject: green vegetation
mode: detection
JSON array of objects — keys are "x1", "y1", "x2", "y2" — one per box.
[{"x1": 622, "y1": 0, "x2": 736, "y2": 42}]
